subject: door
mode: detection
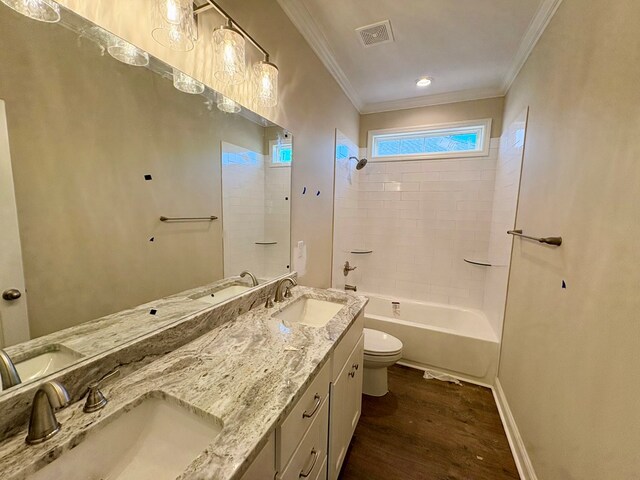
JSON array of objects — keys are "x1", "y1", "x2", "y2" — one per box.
[
  {"x1": 0, "y1": 99, "x2": 30, "y2": 347},
  {"x1": 329, "y1": 335, "x2": 364, "y2": 480}
]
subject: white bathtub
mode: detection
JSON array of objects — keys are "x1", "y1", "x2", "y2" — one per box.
[{"x1": 363, "y1": 293, "x2": 500, "y2": 385}]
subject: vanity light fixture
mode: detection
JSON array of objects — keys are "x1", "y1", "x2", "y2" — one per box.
[
  {"x1": 253, "y1": 59, "x2": 279, "y2": 108},
  {"x1": 151, "y1": 0, "x2": 197, "y2": 51},
  {"x1": 194, "y1": 0, "x2": 279, "y2": 108},
  {"x1": 0, "y1": 0, "x2": 60, "y2": 23},
  {"x1": 173, "y1": 68, "x2": 205, "y2": 94},
  {"x1": 217, "y1": 94, "x2": 241, "y2": 113},
  {"x1": 107, "y1": 35, "x2": 150, "y2": 67},
  {"x1": 416, "y1": 76, "x2": 432, "y2": 87},
  {"x1": 212, "y1": 23, "x2": 246, "y2": 85}
]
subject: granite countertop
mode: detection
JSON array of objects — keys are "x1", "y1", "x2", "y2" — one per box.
[
  {"x1": 4, "y1": 277, "x2": 254, "y2": 363},
  {"x1": 0, "y1": 286, "x2": 367, "y2": 480}
]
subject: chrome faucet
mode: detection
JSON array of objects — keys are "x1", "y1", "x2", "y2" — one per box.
[
  {"x1": 0, "y1": 349, "x2": 21, "y2": 390},
  {"x1": 275, "y1": 277, "x2": 297, "y2": 303},
  {"x1": 240, "y1": 270, "x2": 259, "y2": 287},
  {"x1": 345, "y1": 284, "x2": 357, "y2": 292},
  {"x1": 26, "y1": 381, "x2": 70, "y2": 445}
]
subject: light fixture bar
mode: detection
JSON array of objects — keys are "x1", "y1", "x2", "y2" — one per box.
[{"x1": 194, "y1": 0, "x2": 270, "y2": 60}]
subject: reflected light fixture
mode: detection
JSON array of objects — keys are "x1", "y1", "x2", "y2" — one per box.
[
  {"x1": 416, "y1": 76, "x2": 432, "y2": 87},
  {"x1": 217, "y1": 95, "x2": 241, "y2": 113},
  {"x1": 212, "y1": 23, "x2": 246, "y2": 85},
  {"x1": 173, "y1": 68, "x2": 205, "y2": 94},
  {"x1": 253, "y1": 59, "x2": 278, "y2": 108},
  {"x1": 107, "y1": 35, "x2": 150, "y2": 67},
  {"x1": 0, "y1": 0, "x2": 60, "y2": 22},
  {"x1": 151, "y1": 0, "x2": 196, "y2": 51}
]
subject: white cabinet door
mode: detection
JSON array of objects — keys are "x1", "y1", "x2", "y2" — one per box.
[
  {"x1": 328, "y1": 335, "x2": 364, "y2": 480},
  {"x1": 241, "y1": 431, "x2": 276, "y2": 480},
  {"x1": 0, "y1": 99, "x2": 30, "y2": 347}
]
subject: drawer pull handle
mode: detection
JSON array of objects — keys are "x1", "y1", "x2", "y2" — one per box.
[
  {"x1": 302, "y1": 394, "x2": 321, "y2": 418},
  {"x1": 352, "y1": 363, "x2": 359, "y2": 370},
  {"x1": 299, "y1": 448, "x2": 318, "y2": 478},
  {"x1": 348, "y1": 370, "x2": 355, "y2": 378}
]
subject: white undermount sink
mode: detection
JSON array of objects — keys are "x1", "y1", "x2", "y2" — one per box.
[
  {"x1": 30, "y1": 396, "x2": 223, "y2": 480},
  {"x1": 0, "y1": 346, "x2": 83, "y2": 392},
  {"x1": 192, "y1": 285, "x2": 251, "y2": 305},
  {"x1": 275, "y1": 296, "x2": 344, "y2": 328}
]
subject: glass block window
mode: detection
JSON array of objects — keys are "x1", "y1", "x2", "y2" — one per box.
[
  {"x1": 368, "y1": 120, "x2": 491, "y2": 162},
  {"x1": 272, "y1": 142, "x2": 292, "y2": 166}
]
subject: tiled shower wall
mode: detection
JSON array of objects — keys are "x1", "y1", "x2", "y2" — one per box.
[
  {"x1": 333, "y1": 137, "x2": 500, "y2": 310},
  {"x1": 222, "y1": 143, "x2": 266, "y2": 277},
  {"x1": 222, "y1": 142, "x2": 292, "y2": 279},
  {"x1": 264, "y1": 163, "x2": 292, "y2": 277}
]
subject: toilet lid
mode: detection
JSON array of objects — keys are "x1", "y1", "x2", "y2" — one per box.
[{"x1": 364, "y1": 328, "x2": 403, "y2": 355}]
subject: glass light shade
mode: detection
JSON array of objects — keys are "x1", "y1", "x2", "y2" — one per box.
[
  {"x1": 107, "y1": 36, "x2": 149, "y2": 67},
  {"x1": 151, "y1": 0, "x2": 196, "y2": 51},
  {"x1": 253, "y1": 61, "x2": 278, "y2": 108},
  {"x1": 0, "y1": 0, "x2": 60, "y2": 23},
  {"x1": 212, "y1": 26, "x2": 246, "y2": 85},
  {"x1": 217, "y1": 95, "x2": 241, "y2": 114},
  {"x1": 173, "y1": 69, "x2": 205, "y2": 94}
]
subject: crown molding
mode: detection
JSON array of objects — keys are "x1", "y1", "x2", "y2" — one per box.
[
  {"x1": 502, "y1": 0, "x2": 564, "y2": 93},
  {"x1": 360, "y1": 87, "x2": 505, "y2": 114},
  {"x1": 278, "y1": 0, "x2": 562, "y2": 115},
  {"x1": 276, "y1": 0, "x2": 364, "y2": 111}
]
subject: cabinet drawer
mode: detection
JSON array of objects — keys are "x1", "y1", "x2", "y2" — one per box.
[
  {"x1": 277, "y1": 360, "x2": 331, "y2": 468},
  {"x1": 332, "y1": 312, "x2": 364, "y2": 381},
  {"x1": 280, "y1": 398, "x2": 329, "y2": 480}
]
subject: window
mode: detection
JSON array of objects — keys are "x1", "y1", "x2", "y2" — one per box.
[
  {"x1": 271, "y1": 142, "x2": 292, "y2": 166},
  {"x1": 368, "y1": 119, "x2": 491, "y2": 162}
]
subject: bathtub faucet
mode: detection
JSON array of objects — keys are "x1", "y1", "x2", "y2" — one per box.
[
  {"x1": 343, "y1": 261, "x2": 357, "y2": 277},
  {"x1": 345, "y1": 284, "x2": 357, "y2": 292}
]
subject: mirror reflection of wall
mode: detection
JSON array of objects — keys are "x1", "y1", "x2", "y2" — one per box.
[
  {"x1": 0, "y1": 4, "x2": 291, "y2": 366},
  {"x1": 222, "y1": 129, "x2": 292, "y2": 280}
]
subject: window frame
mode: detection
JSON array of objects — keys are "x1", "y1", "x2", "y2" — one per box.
[
  {"x1": 269, "y1": 139, "x2": 293, "y2": 168},
  {"x1": 367, "y1": 118, "x2": 492, "y2": 162}
]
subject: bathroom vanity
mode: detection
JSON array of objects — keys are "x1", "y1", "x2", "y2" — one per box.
[{"x1": 0, "y1": 284, "x2": 366, "y2": 480}]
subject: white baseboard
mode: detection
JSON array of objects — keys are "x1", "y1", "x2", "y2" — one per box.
[{"x1": 493, "y1": 378, "x2": 538, "y2": 480}]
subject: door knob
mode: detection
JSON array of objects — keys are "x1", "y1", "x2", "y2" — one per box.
[{"x1": 2, "y1": 289, "x2": 22, "y2": 301}]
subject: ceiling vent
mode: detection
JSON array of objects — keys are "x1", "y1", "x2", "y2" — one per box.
[{"x1": 356, "y1": 20, "x2": 394, "y2": 48}]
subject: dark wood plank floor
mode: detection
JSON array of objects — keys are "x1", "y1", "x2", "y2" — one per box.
[{"x1": 338, "y1": 365, "x2": 519, "y2": 480}]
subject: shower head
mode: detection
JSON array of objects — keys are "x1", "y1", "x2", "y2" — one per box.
[{"x1": 350, "y1": 156, "x2": 368, "y2": 170}]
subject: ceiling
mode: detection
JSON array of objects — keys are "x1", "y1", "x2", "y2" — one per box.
[{"x1": 278, "y1": 0, "x2": 560, "y2": 113}]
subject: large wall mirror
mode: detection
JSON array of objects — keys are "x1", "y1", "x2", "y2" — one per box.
[{"x1": 0, "y1": 4, "x2": 291, "y2": 394}]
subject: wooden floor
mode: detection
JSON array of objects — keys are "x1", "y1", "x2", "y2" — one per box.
[{"x1": 338, "y1": 366, "x2": 519, "y2": 480}]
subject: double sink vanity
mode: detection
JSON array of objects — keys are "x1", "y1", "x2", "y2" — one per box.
[
  {"x1": 0, "y1": 275, "x2": 367, "y2": 480},
  {"x1": 0, "y1": 3, "x2": 364, "y2": 479}
]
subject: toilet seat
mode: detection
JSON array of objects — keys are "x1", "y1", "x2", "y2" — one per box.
[{"x1": 364, "y1": 328, "x2": 403, "y2": 356}]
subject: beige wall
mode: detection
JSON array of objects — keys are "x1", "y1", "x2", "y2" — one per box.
[
  {"x1": 498, "y1": 1, "x2": 640, "y2": 479},
  {"x1": 359, "y1": 97, "x2": 504, "y2": 146},
  {"x1": 54, "y1": 0, "x2": 361, "y2": 288},
  {"x1": 0, "y1": 9, "x2": 264, "y2": 337}
]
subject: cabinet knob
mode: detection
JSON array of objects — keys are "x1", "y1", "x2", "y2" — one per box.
[{"x1": 2, "y1": 289, "x2": 21, "y2": 301}]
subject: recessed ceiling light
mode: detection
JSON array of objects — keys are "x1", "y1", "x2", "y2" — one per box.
[{"x1": 416, "y1": 77, "x2": 432, "y2": 87}]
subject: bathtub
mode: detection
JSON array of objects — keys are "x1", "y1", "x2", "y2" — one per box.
[{"x1": 363, "y1": 293, "x2": 500, "y2": 385}]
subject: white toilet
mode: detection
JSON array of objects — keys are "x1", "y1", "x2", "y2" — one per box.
[{"x1": 363, "y1": 328, "x2": 403, "y2": 397}]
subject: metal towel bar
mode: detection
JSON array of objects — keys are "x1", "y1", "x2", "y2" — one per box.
[
  {"x1": 160, "y1": 216, "x2": 218, "y2": 222},
  {"x1": 507, "y1": 229, "x2": 562, "y2": 246}
]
